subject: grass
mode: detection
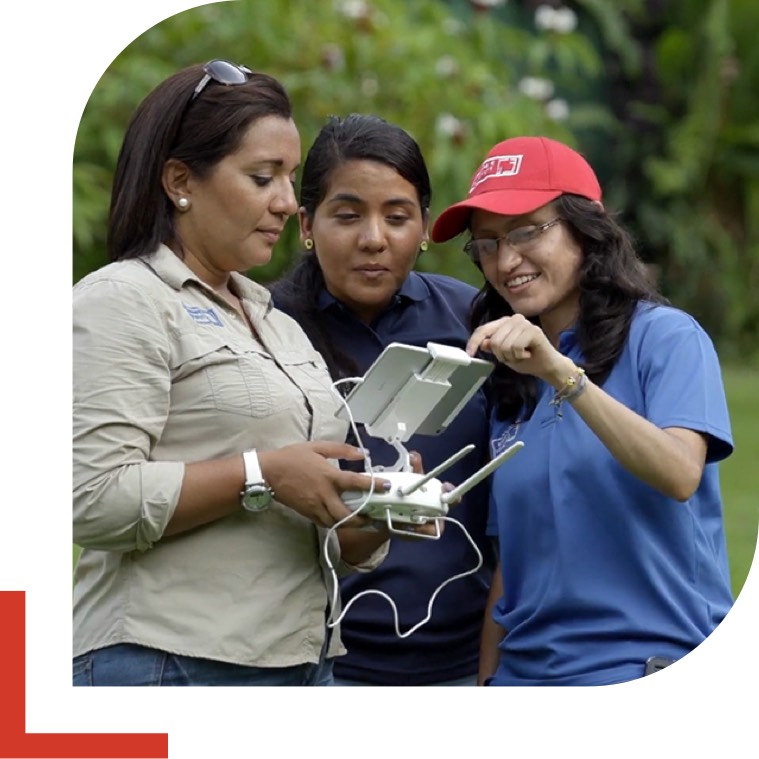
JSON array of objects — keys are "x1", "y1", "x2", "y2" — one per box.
[
  {"x1": 71, "y1": 367, "x2": 758, "y2": 599},
  {"x1": 719, "y1": 365, "x2": 759, "y2": 599}
]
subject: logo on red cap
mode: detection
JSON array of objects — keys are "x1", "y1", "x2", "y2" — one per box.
[{"x1": 470, "y1": 154, "x2": 523, "y2": 192}]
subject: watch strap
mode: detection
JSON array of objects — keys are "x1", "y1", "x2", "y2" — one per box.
[{"x1": 242, "y1": 449, "x2": 264, "y2": 487}]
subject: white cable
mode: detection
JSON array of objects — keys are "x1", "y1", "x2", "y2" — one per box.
[
  {"x1": 324, "y1": 377, "x2": 382, "y2": 617},
  {"x1": 323, "y1": 377, "x2": 484, "y2": 638},
  {"x1": 325, "y1": 514, "x2": 483, "y2": 637}
]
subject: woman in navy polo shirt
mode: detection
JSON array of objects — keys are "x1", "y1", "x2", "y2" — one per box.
[
  {"x1": 431, "y1": 135, "x2": 735, "y2": 686},
  {"x1": 271, "y1": 114, "x2": 494, "y2": 686}
]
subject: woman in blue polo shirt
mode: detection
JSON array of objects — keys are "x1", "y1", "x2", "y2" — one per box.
[
  {"x1": 431, "y1": 135, "x2": 734, "y2": 686},
  {"x1": 270, "y1": 114, "x2": 494, "y2": 686}
]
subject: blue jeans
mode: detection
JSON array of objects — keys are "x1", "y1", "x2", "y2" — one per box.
[{"x1": 73, "y1": 643, "x2": 335, "y2": 686}]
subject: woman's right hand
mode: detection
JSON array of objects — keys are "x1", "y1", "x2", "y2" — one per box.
[
  {"x1": 466, "y1": 314, "x2": 571, "y2": 384},
  {"x1": 259, "y1": 441, "x2": 388, "y2": 528}
]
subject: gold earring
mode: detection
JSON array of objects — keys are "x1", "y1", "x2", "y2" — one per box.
[
  {"x1": 304, "y1": 238, "x2": 314, "y2": 251},
  {"x1": 420, "y1": 240, "x2": 428, "y2": 252}
]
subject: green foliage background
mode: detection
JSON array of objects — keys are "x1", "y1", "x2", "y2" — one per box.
[{"x1": 74, "y1": 0, "x2": 759, "y2": 362}]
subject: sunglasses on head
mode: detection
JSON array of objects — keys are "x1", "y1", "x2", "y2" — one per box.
[{"x1": 192, "y1": 59, "x2": 253, "y2": 101}]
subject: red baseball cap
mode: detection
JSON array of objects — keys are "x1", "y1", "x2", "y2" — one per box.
[{"x1": 431, "y1": 136, "x2": 602, "y2": 242}]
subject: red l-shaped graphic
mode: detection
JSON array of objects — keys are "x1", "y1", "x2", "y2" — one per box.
[{"x1": 0, "y1": 591, "x2": 168, "y2": 758}]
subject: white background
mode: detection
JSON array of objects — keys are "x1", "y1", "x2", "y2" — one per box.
[{"x1": 1, "y1": 1, "x2": 756, "y2": 757}]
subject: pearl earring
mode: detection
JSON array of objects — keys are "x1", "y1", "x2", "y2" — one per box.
[
  {"x1": 420, "y1": 240, "x2": 428, "y2": 253},
  {"x1": 304, "y1": 238, "x2": 314, "y2": 251},
  {"x1": 178, "y1": 197, "x2": 189, "y2": 210}
]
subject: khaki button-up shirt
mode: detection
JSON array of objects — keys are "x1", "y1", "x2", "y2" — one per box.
[{"x1": 73, "y1": 245, "x2": 385, "y2": 667}]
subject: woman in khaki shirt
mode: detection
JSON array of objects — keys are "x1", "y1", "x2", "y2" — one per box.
[{"x1": 72, "y1": 60, "x2": 394, "y2": 686}]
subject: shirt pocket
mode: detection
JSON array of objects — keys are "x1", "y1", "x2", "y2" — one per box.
[
  {"x1": 173, "y1": 330, "x2": 294, "y2": 419},
  {"x1": 276, "y1": 349, "x2": 333, "y2": 389},
  {"x1": 275, "y1": 349, "x2": 339, "y2": 407}
]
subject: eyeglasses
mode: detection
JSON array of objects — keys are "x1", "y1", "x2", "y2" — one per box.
[
  {"x1": 464, "y1": 217, "x2": 562, "y2": 263},
  {"x1": 192, "y1": 59, "x2": 253, "y2": 101}
]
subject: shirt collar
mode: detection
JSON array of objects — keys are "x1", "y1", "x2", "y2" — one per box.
[
  {"x1": 144, "y1": 244, "x2": 273, "y2": 314},
  {"x1": 315, "y1": 270, "x2": 431, "y2": 313}
]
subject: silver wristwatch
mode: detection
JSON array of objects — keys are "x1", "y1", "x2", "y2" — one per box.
[{"x1": 240, "y1": 450, "x2": 273, "y2": 512}]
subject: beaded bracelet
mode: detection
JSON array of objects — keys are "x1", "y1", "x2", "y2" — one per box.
[{"x1": 550, "y1": 366, "x2": 587, "y2": 417}]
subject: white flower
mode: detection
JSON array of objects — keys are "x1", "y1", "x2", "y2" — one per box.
[
  {"x1": 545, "y1": 98, "x2": 570, "y2": 121},
  {"x1": 534, "y1": 4, "x2": 557, "y2": 31},
  {"x1": 469, "y1": 0, "x2": 508, "y2": 9},
  {"x1": 361, "y1": 76, "x2": 379, "y2": 97},
  {"x1": 553, "y1": 7, "x2": 578, "y2": 33},
  {"x1": 436, "y1": 112, "x2": 463, "y2": 137},
  {"x1": 442, "y1": 18, "x2": 465, "y2": 35},
  {"x1": 518, "y1": 76, "x2": 555, "y2": 100},
  {"x1": 336, "y1": 0, "x2": 370, "y2": 19},
  {"x1": 435, "y1": 55, "x2": 459, "y2": 78},
  {"x1": 535, "y1": 4, "x2": 577, "y2": 33}
]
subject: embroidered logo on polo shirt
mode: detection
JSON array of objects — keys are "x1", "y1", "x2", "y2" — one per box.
[
  {"x1": 491, "y1": 423, "x2": 520, "y2": 457},
  {"x1": 470, "y1": 154, "x2": 523, "y2": 192},
  {"x1": 184, "y1": 305, "x2": 223, "y2": 327}
]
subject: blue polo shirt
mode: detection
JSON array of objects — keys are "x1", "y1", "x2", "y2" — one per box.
[
  {"x1": 487, "y1": 303, "x2": 734, "y2": 686},
  {"x1": 274, "y1": 271, "x2": 494, "y2": 684}
]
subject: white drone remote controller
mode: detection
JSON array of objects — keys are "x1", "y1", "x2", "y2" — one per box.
[
  {"x1": 342, "y1": 471, "x2": 452, "y2": 524},
  {"x1": 342, "y1": 441, "x2": 524, "y2": 539},
  {"x1": 336, "y1": 341, "x2": 525, "y2": 539}
]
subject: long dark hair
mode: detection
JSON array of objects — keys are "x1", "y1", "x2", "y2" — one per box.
[
  {"x1": 470, "y1": 194, "x2": 668, "y2": 421},
  {"x1": 270, "y1": 113, "x2": 431, "y2": 380},
  {"x1": 107, "y1": 63, "x2": 292, "y2": 262}
]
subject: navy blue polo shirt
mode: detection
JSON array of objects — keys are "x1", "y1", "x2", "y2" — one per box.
[
  {"x1": 487, "y1": 303, "x2": 734, "y2": 686},
  {"x1": 275, "y1": 271, "x2": 494, "y2": 685}
]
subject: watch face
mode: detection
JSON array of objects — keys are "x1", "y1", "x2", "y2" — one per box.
[{"x1": 241, "y1": 484, "x2": 272, "y2": 512}]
